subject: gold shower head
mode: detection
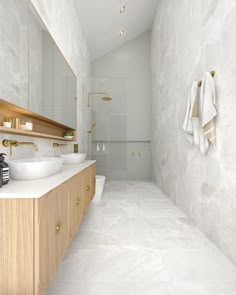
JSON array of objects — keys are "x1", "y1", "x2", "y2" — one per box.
[
  {"x1": 88, "y1": 92, "x2": 112, "y2": 107},
  {"x1": 102, "y1": 96, "x2": 112, "y2": 101}
]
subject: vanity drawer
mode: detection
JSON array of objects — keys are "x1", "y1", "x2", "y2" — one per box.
[
  {"x1": 68, "y1": 173, "x2": 84, "y2": 239},
  {"x1": 82, "y1": 167, "x2": 91, "y2": 213},
  {"x1": 90, "y1": 163, "x2": 96, "y2": 200},
  {"x1": 35, "y1": 183, "x2": 70, "y2": 294}
]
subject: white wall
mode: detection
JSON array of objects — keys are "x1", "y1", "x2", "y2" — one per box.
[
  {"x1": 91, "y1": 32, "x2": 152, "y2": 180},
  {"x1": 0, "y1": 0, "x2": 90, "y2": 160},
  {"x1": 152, "y1": 0, "x2": 236, "y2": 263},
  {"x1": 92, "y1": 32, "x2": 151, "y2": 141}
]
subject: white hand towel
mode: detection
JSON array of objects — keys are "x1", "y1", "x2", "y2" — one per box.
[
  {"x1": 183, "y1": 81, "x2": 209, "y2": 152},
  {"x1": 183, "y1": 81, "x2": 198, "y2": 144},
  {"x1": 200, "y1": 72, "x2": 217, "y2": 145}
]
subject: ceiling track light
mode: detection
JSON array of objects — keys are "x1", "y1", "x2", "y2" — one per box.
[
  {"x1": 120, "y1": 5, "x2": 126, "y2": 13},
  {"x1": 120, "y1": 29, "x2": 125, "y2": 36}
]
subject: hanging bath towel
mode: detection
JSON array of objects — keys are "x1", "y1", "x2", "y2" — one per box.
[
  {"x1": 199, "y1": 72, "x2": 217, "y2": 148},
  {"x1": 183, "y1": 81, "x2": 209, "y2": 151}
]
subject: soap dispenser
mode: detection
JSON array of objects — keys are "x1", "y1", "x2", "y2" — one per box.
[{"x1": 0, "y1": 153, "x2": 9, "y2": 186}]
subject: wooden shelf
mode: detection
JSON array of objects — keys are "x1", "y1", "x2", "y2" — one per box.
[
  {"x1": 0, "y1": 127, "x2": 75, "y2": 141},
  {"x1": 0, "y1": 98, "x2": 76, "y2": 141}
]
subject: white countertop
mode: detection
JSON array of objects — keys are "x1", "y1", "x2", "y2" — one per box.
[{"x1": 0, "y1": 160, "x2": 96, "y2": 199}]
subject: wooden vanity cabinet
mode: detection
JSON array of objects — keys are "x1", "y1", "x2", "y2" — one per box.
[
  {"x1": 90, "y1": 163, "x2": 96, "y2": 201},
  {"x1": 68, "y1": 172, "x2": 84, "y2": 239},
  {"x1": 0, "y1": 163, "x2": 96, "y2": 295},
  {"x1": 35, "y1": 182, "x2": 71, "y2": 295}
]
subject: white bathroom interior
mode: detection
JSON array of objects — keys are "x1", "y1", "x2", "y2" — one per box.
[{"x1": 1, "y1": 0, "x2": 236, "y2": 294}]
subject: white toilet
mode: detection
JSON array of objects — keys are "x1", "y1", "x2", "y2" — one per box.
[{"x1": 92, "y1": 175, "x2": 106, "y2": 203}]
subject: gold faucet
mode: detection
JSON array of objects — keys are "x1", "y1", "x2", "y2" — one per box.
[
  {"x1": 53, "y1": 143, "x2": 70, "y2": 150},
  {"x1": 2, "y1": 139, "x2": 39, "y2": 156}
]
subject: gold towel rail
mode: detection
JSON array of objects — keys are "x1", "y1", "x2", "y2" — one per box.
[{"x1": 198, "y1": 70, "x2": 215, "y2": 87}]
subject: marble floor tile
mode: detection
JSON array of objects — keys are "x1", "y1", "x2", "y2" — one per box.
[
  {"x1": 47, "y1": 181, "x2": 236, "y2": 295},
  {"x1": 162, "y1": 245, "x2": 236, "y2": 283},
  {"x1": 55, "y1": 248, "x2": 169, "y2": 284},
  {"x1": 173, "y1": 281, "x2": 236, "y2": 295},
  {"x1": 48, "y1": 281, "x2": 176, "y2": 295}
]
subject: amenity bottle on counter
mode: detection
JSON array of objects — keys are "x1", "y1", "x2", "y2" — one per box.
[{"x1": 0, "y1": 153, "x2": 9, "y2": 187}]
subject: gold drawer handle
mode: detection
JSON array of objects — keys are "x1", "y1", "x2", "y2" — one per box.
[
  {"x1": 76, "y1": 199, "x2": 79, "y2": 205},
  {"x1": 86, "y1": 186, "x2": 90, "y2": 191},
  {"x1": 93, "y1": 177, "x2": 96, "y2": 183},
  {"x1": 56, "y1": 224, "x2": 61, "y2": 232}
]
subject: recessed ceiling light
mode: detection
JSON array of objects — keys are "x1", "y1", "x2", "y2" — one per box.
[
  {"x1": 120, "y1": 29, "x2": 125, "y2": 36},
  {"x1": 120, "y1": 5, "x2": 126, "y2": 13}
]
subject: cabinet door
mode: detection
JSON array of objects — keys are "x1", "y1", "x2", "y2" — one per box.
[
  {"x1": 68, "y1": 173, "x2": 83, "y2": 239},
  {"x1": 35, "y1": 193, "x2": 56, "y2": 293},
  {"x1": 0, "y1": 199, "x2": 34, "y2": 295},
  {"x1": 35, "y1": 183, "x2": 70, "y2": 294},
  {"x1": 90, "y1": 163, "x2": 96, "y2": 200},
  {"x1": 82, "y1": 167, "x2": 91, "y2": 214},
  {"x1": 55, "y1": 182, "x2": 70, "y2": 269}
]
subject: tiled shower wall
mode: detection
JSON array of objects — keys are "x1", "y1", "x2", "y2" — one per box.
[
  {"x1": 151, "y1": 0, "x2": 236, "y2": 263},
  {"x1": 91, "y1": 33, "x2": 152, "y2": 180}
]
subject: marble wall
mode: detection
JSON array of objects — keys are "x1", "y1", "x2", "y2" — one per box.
[
  {"x1": 0, "y1": 0, "x2": 90, "y2": 158},
  {"x1": 151, "y1": 0, "x2": 236, "y2": 263}
]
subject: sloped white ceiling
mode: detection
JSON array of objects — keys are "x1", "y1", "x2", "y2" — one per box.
[{"x1": 75, "y1": 0, "x2": 158, "y2": 60}]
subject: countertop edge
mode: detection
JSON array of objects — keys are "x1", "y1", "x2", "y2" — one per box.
[{"x1": 0, "y1": 160, "x2": 96, "y2": 199}]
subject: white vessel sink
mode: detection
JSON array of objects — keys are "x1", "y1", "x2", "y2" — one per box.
[
  {"x1": 60, "y1": 153, "x2": 86, "y2": 165},
  {"x1": 7, "y1": 157, "x2": 64, "y2": 180}
]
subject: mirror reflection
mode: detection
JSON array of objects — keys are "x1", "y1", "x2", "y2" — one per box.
[
  {"x1": 28, "y1": 3, "x2": 77, "y2": 128},
  {"x1": 0, "y1": 0, "x2": 77, "y2": 129}
]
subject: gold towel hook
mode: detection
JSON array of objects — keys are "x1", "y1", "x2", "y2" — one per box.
[{"x1": 198, "y1": 70, "x2": 215, "y2": 87}]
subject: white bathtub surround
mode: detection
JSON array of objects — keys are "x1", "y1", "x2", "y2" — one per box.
[
  {"x1": 47, "y1": 181, "x2": 236, "y2": 295},
  {"x1": 152, "y1": 0, "x2": 236, "y2": 264}
]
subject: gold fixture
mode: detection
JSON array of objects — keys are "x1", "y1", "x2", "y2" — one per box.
[
  {"x1": 2, "y1": 139, "x2": 38, "y2": 156},
  {"x1": 53, "y1": 143, "x2": 70, "y2": 150},
  {"x1": 88, "y1": 122, "x2": 96, "y2": 134},
  {"x1": 87, "y1": 92, "x2": 112, "y2": 107},
  {"x1": 56, "y1": 225, "x2": 61, "y2": 232},
  {"x1": 120, "y1": 29, "x2": 125, "y2": 36},
  {"x1": 74, "y1": 144, "x2": 79, "y2": 153},
  {"x1": 120, "y1": 5, "x2": 126, "y2": 13},
  {"x1": 198, "y1": 70, "x2": 215, "y2": 87},
  {"x1": 86, "y1": 186, "x2": 90, "y2": 191},
  {"x1": 76, "y1": 199, "x2": 79, "y2": 205}
]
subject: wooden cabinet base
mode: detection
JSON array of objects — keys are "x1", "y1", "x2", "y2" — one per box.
[{"x1": 0, "y1": 163, "x2": 96, "y2": 294}]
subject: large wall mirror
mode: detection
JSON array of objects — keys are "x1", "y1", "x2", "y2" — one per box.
[{"x1": 0, "y1": 0, "x2": 77, "y2": 129}]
